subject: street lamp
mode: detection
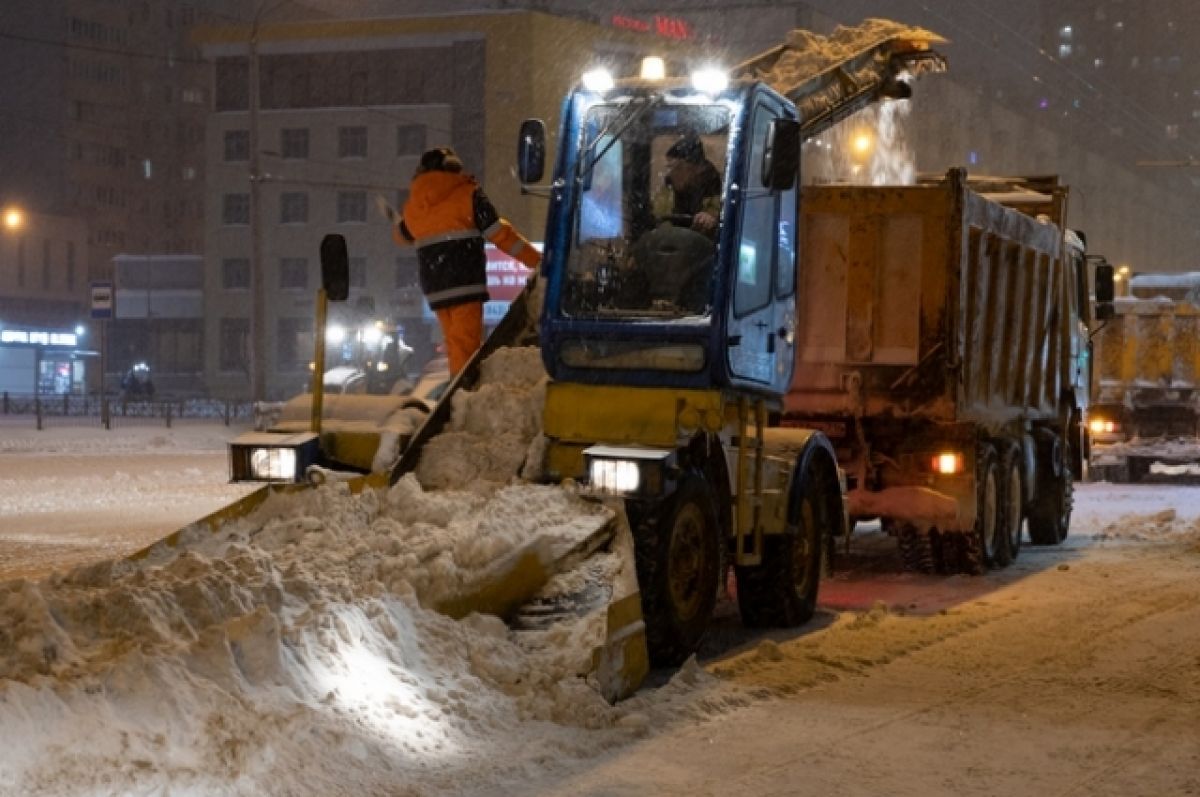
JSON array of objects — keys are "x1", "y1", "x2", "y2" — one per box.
[{"x1": 3, "y1": 207, "x2": 24, "y2": 231}]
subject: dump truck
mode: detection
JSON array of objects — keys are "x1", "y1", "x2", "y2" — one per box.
[
  {"x1": 516, "y1": 21, "x2": 949, "y2": 665},
  {"x1": 1089, "y1": 272, "x2": 1200, "y2": 482},
  {"x1": 782, "y1": 173, "x2": 1113, "y2": 573}
]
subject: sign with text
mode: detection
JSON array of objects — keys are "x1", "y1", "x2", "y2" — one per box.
[{"x1": 90, "y1": 281, "x2": 114, "y2": 319}]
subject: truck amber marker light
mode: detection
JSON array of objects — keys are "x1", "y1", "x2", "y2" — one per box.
[{"x1": 932, "y1": 452, "x2": 963, "y2": 475}]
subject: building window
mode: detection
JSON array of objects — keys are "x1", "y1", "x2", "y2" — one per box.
[
  {"x1": 67, "y1": 242, "x2": 76, "y2": 290},
  {"x1": 276, "y1": 318, "x2": 312, "y2": 371},
  {"x1": 337, "y1": 191, "x2": 367, "y2": 223},
  {"x1": 280, "y1": 192, "x2": 308, "y2": 224},
  {"x1": 224, "y1": 129, "x2": 249, "y2": 161},
  {"x1": 222, "y1": 257, "x2": 250, "y2": 290},
  {"x1": 281, "y1": 128, "x2": 309, "y2": 159},
  {"x1": 218, "y1": 317, "x2": 249, "y2": 372},
  {"x1": 222, "y1": 193, "x2": 250, "y2": 225},
  {"x1": 349, "y1": 256, "x2": 367, "y2": 289},
  {"x1": 395, "y1": 254, "x2": 418, "y2": 288},
  {"x1": 42, "y1": 240, "x2": 52, "y2": 290},
  {"x1": 338, "y1": 126, "x2": 367, "y2": 158},
  {"x1": 280, "y1": 257, "x2": 308, "y2": 290},
  {"x1": 17, "y1": 239, "x2": 25, "y2": 287},
  {"x1": 397, "y1": 125, "x2": 425, "y2": 156}
]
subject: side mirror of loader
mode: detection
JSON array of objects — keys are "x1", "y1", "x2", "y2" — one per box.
[
  {"x1": 517, "y1": 118, "x2": 546, "y2": 184},
  {"x1": 762, "y1": 118, "x2": 801, "y2": 191},
  {"x1": 320, "y1": 234, "x2": 350, "y2": 302},
  {"x1": 1094, "y1": 260, "x2": 1115, "y2": 321}
]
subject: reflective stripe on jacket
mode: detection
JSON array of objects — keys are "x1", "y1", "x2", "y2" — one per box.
[{"x1": 394, "y1": 171, "x2": 541, "y2": 310}]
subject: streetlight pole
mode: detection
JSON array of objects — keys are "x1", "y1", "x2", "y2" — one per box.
[{"x1": 248, "y1": 10, "x2": 267, "y2": 404}]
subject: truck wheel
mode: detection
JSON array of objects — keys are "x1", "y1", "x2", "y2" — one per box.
[
  {"x1": 998, "y1": 446, "x2": 1023, "y2": 565},
  {"x1": 630, "y1": 473, "x2": 721, "y2": 666},
  {"x1": 896, "y1": 524, "x2": 941, "y2": 574},
  {"x1": 1028, "y1": 439, "x2": 1073, "y2": 545},
  {"x1": 973, "y1": 444, "x2": 1002, "y2": 572},
  {"x1": 736, "y1": 477, "x2": 826, "y2": 628}
]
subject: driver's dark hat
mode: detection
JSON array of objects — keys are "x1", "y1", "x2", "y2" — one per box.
[
  {"x1": 416, "y1": 147, "x2": 464, "y2": 175},
  {"x1": 666, "y1": 132, "x2": 705, "y2": 163}
]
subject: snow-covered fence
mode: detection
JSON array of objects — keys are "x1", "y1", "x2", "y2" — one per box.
[{"x1": 0, "y1": 391, "x2": 254, "y2": 429}]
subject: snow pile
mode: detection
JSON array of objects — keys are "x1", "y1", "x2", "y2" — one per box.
[
  {"x1": 0, "y1": 347, "x2": 689, "y2": 795},
  {"x1": 1086, "y1": 508, "x2": 1200, "y2": 546},
  {"x1": 415, "y1": 346, "x2": 549, "y2": 490}
]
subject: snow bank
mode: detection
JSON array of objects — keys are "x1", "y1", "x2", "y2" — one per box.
[{"x1": 0, "y1": 347, "x2": 696, "y2": 795}]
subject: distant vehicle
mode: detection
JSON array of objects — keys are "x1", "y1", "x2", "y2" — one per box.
[{"x1": 120, "y1": 363, "x2": 155, "y2": 400}]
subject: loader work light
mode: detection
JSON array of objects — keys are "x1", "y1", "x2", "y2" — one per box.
[
  {"x1": 1089, "y1": 418, "x2": 1119, "y2": 434},
  {"x1": 582, "y1": 68, "x2": 615, "y2": 92},
  {"x1": 691, "y1": 67, "x2": 728, "y2": 95},
  {"x1": 640, "y1": 56, "x2": 666, "y2": 80},
  {"x1": 229, "y1": 431, "x2": 320, "y2": 483},
  {"x1": 583, "y1": 445, "x2": 673, "y2": 497}
]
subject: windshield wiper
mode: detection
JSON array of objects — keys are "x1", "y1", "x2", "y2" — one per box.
[{"x1": 576, "y1": 95, "x2": 663, "y2": 185}]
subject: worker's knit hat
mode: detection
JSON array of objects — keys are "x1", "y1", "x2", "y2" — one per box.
[
  {"x1": 666, "y1": 132, "x2": 705, "y2": 163},
  {"x1": 416, "y1": 147, "x2": 464, "y2": 175}
]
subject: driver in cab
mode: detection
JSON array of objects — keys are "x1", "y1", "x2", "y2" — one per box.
[{"x1": 651, "y1": 131, "x2": 722, "y2": 237}]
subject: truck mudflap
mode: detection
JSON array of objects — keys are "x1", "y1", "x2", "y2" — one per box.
[{"x1": 847, "y1": 486, "x2": 962, "y2": 531}]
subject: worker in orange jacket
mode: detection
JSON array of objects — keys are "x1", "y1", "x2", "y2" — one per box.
[{"x1": 390, "y1": 147, "x2": 541, "y2": 376}]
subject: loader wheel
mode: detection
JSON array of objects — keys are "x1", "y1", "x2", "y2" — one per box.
[
  {"x1": 974, "y1": 444, "x2": 1002, "y2": 572},
  {"x1": 997, "y1": 446, "x2": 1023, "y2": 566},
  {"x1": 630, "y1": 473, "x2": 720, "y2": 667},
  {"x1": 1028, "y1": 437, "x2": 1073, "y2": 545},
  {"x1": 736, "y1": 476, "x2": 827, "y2": 628}
]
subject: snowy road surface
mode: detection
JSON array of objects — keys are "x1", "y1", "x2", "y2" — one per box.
[{"x1": 1, "y1": 416, "x2": 1199, "y2": 796}]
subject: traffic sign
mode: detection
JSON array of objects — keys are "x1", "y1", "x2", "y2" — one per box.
[{"x1": 91, "y1": 281, "x2": 114, "y2": 319}]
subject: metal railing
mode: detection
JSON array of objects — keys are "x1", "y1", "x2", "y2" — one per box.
[{"x1": 0, "y1": 392, "x2": 255, "y2": 430}]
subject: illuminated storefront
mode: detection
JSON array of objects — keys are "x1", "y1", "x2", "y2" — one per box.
[{"x1": 0, "y1": 326, "x2": 94, "y2": 395}]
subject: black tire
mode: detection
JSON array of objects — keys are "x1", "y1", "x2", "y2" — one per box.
[
  {"x1": 1028, "y1": 436, "x2": 1073, "y2": 545},
  {"x1": 974, "y1": 443, "x2": 1003, "y2": 572},
  {"x1": 630, "y1": 473, "x2": 721, "y2": 666},
  {"x1": 896, "y1": 523, "x2": 939, "y2": 574},
  {"x1": 736, "y1": 473, "x2": 827, "y2": 628},
  {"x1": 997, "y1": 445, "x2": 1024, "y2": 566}
]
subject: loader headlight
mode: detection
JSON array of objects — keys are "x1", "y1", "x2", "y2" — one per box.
[
  {"x1": 691, "y1": 66, "x2": 728, "y2": 95},
  {"x1": 583, "y1": 445, "x2": 673, "y2": 497},
  {"x1": 1089, "y1": 418, "x2": 1119, "y2": 434},
  {"x1": 229, "y1": 431, "x2": 320, "y2": 483}
]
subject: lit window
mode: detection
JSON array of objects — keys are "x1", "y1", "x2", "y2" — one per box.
[
  {"x1": 1059, "y1": 44, "x2": 1072, "y2": 58},
  {"x1": 1059, "y1": 25, "x2": 1072, "y2": 39}
]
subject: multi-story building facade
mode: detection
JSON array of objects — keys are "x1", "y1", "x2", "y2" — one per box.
[{"x1": 198, "y1": 10, "x2": 679, "y2": 399}]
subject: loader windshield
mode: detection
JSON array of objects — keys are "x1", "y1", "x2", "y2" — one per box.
[{"x1": 564, "y1": 101, "x2": 730, "y2": 318}]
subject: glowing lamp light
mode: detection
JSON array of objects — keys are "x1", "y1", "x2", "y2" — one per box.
[
  {"x1": 852, "y1": 132, "x2": 874, "y2": 156},
  {"x1": 3, "y1": 208, "x2": 23, "y2": 230},
  {"x1": 932, "y1": 452, "x2": 963, "y2": 475},
  {"x1": 361, "y1": 324, "x2": 383, "y2": 346},
  {"x1": 1089, "y1": 419, "x2": 1118, "y2": 434},
  {"x1": 582, "y1": 68, "x2": 615, "y2": 92},
  {"x1": 640, "y1": 56, "x2": 666, "y2": 80},
  {"x1": 691, "y1": 66, "x2": 728, "y2": 94},
  {"x1": 326, "y1": 324, "x2": 346, "y2": 344}
]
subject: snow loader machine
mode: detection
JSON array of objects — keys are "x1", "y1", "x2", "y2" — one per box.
[
  {"x1": 513, "y1": 21, "x2": 950, "y2": 672},
  {"x1": 782, "y1": 173, "x2": 1115, "y2": 574},
  {"x1": 142, "y1": 22, "x2": 951, "y2": 700},
  {"x1": 1089, "y1": 272, "x2": 1200, "y2": 482}
]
